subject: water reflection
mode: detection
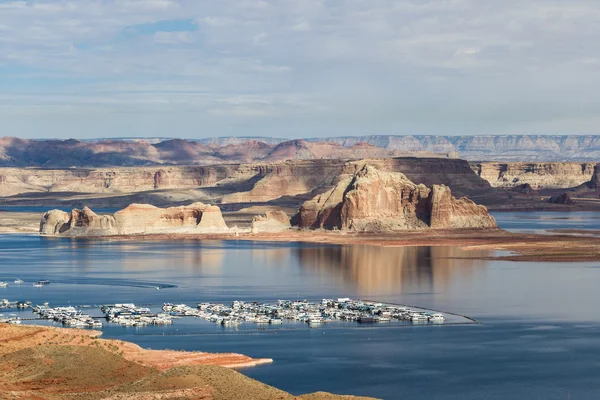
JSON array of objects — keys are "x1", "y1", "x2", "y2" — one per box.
[{"x1": 294, "y1": 245, "x2": 492, "y2": 296}]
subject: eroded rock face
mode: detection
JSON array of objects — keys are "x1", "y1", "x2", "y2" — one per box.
[
  {"x1": 548, "y1": 193, "x2": 575, "y2": 205},
  {"x1": 295, "y1": 165, "x2": 496, "y2": 231},
  {"x1": 40, "y1": 210, "x2": 71, "y2": 235},
  {"x1": 40, "y1": 203, "x2": 229, "y2": 236},
  {"x1": 588, "y1": 164, "x2": 600, "y2": 189},
  {"x1": 251, "y1": 211, "x2": 291, "y2": 233},
  {"x1": 428, "y1": 185, "x2": 497, "y2": 229},
  {"x1": 472, "y1": 162, "x2": 595, "y2": 189}
]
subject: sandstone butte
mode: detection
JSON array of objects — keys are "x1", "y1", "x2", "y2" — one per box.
[
  {"x1": 40, "y1": 202, "x2": 230, "y2": 236},
  {"x1": 295, "y1": 165, "x2": 497, "y2": 232}
]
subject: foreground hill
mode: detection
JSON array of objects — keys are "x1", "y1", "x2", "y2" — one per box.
[{"x1": 0, "y1": 324, "x2": 375, "y2": 399}]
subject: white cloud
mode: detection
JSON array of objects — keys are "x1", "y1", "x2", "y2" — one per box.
[
  {"x1": 291, "y1": 21, "x2": 310, "y2": 31},
  {"x1": 154, "y1": 31, "x2": 195, "y2": 44},
  {"x1": 1, "y1": 0, "x2": 600, "y2": 138}
]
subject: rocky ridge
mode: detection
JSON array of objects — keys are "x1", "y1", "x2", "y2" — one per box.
[
  {"x1": 40, "y1": 203, "x2": 229, "y2": 236},
  {"x1": 296, "y1": 165, "x2": 497, "y2": 232},
  {"x1": 1, "y1": 158, "x2": 490, "y2": 203},
  {"x1": 7, "y1": 134, "x2": 600, "y2": 168}
]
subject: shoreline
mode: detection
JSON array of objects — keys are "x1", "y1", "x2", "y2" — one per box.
[{"x1": 30, "y1": 227, "x2": 600, "y2": 262}]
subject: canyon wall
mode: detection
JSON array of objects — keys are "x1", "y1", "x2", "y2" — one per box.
[
  {"x1": 471, "y1": 162, "x2": 596, "y2": 189},
  {"x1": 0, "y1": 166, "x2": 238, "y2": 197},
  {"x1": 1, "y1": 158, "x2": 491, "y2": 203}
]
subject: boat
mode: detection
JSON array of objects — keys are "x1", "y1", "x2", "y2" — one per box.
[
  {"x1": 14, "y1": 279, "x2": 24, "y2": 284},
  {"x1": 33, "y1": 280, "x2": 50, "y2": 287},
  {"x1": 269, "y1": 318, "x2": 283, "y2": 324},
  {"x1": 428, "y1": 313, "x2": 445, "y2": 322},
  {"x1": 255, "y1": 315, "x2": 270, "y2": 324},
  {"x1": 0, "y1": 282, "x2": 8, "y2": 288},
  {"x1": 410, "y1": 313, "x2": 428, "y2": 322},
  {"x1": 33, "y1": 282, "x2": 44, "y2": 287}
]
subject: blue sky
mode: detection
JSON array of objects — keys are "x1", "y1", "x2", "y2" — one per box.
[{"x1": 0, "y1": 0, "x2": 599, "y2": 139}]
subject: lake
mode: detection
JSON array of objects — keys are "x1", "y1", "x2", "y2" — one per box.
[{"x1": 1, "y1": 212, "x2": 599, "y2": 399}]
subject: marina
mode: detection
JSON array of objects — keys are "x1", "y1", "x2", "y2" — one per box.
[{"x1": 1, "y1": 297, "x2": 460, "y2": 330}]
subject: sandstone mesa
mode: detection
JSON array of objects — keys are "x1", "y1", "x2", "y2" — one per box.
[{"x1": 295, "y1": 165, "x2": 497, "y2": 232}]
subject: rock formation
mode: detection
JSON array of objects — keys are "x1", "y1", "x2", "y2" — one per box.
[
  {"x1": 512, "y1": 183, "x2": 535, "y2": 194},
  {"x1": 587, "y1": 164, "x2": 600, "y2": 189},
  {"x1": 40, "y1": 203, "x2": 229, "y2": 236},
  {"x1": 548, "y1": 193, "x2": 575, "y2": 205},
  {"x1": 472, "y1": 162, "x2": 596, "y2": 189},
  {"x1": 39, "y1": 210, "x2": 71, "y2": 235},
  {"x1": 295, "y1": 165, "x2": 496, "y2": 231},
  {"x1": 251, "y1": 211, "x2": 291, "y2": 233}
]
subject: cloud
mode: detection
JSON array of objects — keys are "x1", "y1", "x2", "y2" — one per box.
[{"x1": 1, "y1": 0, "x2": 600, "y2": 138}]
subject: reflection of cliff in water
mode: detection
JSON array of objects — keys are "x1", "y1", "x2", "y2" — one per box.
[
  {"x1": 60, "y1": 238, "x2": 226, "y2": 274},
  {"x1": 293, "y1": 245, "x2": 492, "y2": 296}
]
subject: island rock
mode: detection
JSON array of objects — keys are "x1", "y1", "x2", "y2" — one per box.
[
  {"x1": 39, "y1": 203, "x2": 229, "y2": 236},
  {"x1": 295, "y1": 165, "x2": 496, "y2": 231}
]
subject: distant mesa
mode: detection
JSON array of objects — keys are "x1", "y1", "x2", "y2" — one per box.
[
  {"x1": 40, "y1": 203, "x2": 229, "y2": 236},
  {"x1": 295, "y1": 165, "x2": 497, "y2": 231}
]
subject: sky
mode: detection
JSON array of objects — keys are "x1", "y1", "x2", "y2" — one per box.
[{"x1": 1, "y1": 0, "x2": 600, "y2": 139}]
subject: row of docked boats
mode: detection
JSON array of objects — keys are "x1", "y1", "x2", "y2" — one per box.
[
  {"x1": 0, "y1": 299, "x2": 32, "y2": 309},
  {"x1": 162, "y1": 298, "x2": 446, "y2": 327},
  {"x1": 33, "y1": 305, "x2": 103, "y2": 328},
  {"x1": 102, "y1": 303, "x2": 173, "y2": 326},
  {"x1": 3, "y1": 298, "x2": 446, "y2": 330}
]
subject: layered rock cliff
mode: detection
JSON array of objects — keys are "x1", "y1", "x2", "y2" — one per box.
[
  {"x1": 2, "y1": 158, "x2": 491, "y2": 204},
  {"x1": 40, "y1": 203, "x2": 229, "y2": 236},
  {"x1": 472, "y1": 162, "x2": 596, "y2": 189},
  {"x1": 295, "y1": 165, "x2": 496, "y2": 231}
]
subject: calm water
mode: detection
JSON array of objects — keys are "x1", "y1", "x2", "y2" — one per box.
[
  {"x1": 493, "y1": 211, "x2": 600, "y2": 233},
  {"x1": 1, "y1": 212, "x2": 600, "y2": 399}
]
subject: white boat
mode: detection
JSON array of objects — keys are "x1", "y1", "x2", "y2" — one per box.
[
  {"x1": 33, "y1": 282, "x2": 44, "y2": 288},
  {"x1": 410, "y1": 312, "x2": 428, "y2": 322},
  {"x1": 269, "y1": 318, "x2": 283, "y2": 324},
  {"x1": 14, "y1": 279, "x2": 24, "y2": 284},
  {"x1": 429, "y1": 313, "x2": 445, "y2": 322},
  {"x1": 255, "y1": 316, "x2": 270, "y2": 324},
  {"x1": 0, "y1": 282, "x2": 8, "y2": 288}
]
